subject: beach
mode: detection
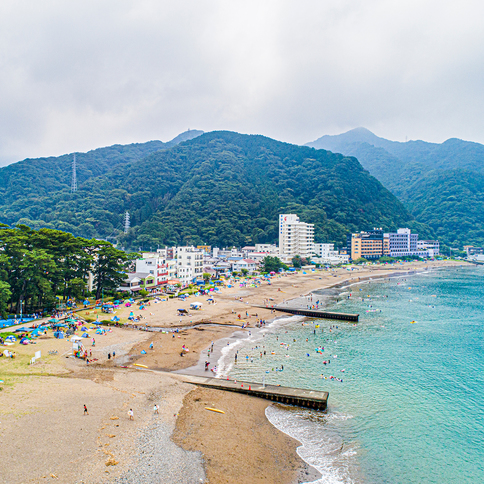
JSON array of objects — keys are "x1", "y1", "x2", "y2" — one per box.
[{"x1": 0, "y1": 260, "x2": 461, "y2": 483}]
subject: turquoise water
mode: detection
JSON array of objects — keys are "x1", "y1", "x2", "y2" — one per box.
[{"x1": 224, "y1": 267, "x2": 484, "y2": 483}]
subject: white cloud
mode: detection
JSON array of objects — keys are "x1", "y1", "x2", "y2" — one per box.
[{"x1": 1, "y1": 0, "x2": 484, "y2": 165}]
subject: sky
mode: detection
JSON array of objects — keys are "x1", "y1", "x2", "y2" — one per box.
[{"x1": 1, "y1": 0, "x2": 484, "y2": 166}]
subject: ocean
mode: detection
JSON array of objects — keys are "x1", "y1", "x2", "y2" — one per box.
[{"x1": 220, "y1": 266, "x2": 484, "y2": 483}]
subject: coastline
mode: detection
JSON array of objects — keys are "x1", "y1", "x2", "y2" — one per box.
[{"x1": 0, "y1": 260, "x2": 463, "y2": 483}]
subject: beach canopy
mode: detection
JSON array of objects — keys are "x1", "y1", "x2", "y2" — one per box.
[
  {"x1": 82, "y1": 332, "x2": 90, "y2": 338},
  {"x1": 81, "y1": 326, "x2": 88, "y2": 331},
  {"x1": 71, "y1": 335, "x2": 82, "y2": 342},
  {"x1": 48, "y1": 318, "x2": 59, "y2": 323}
]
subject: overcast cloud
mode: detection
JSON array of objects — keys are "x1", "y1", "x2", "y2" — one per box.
[{"x1": 1, "y1": 0, "x2": 484, "y2": 166}]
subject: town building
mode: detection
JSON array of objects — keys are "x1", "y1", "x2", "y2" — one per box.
[
  {"x1": 312, "y1": 243, "x2": 350, "y2": 265},
  {"x1": 118, "y1": 272, "x2": 157, "y2": 292},
  {"x1": 385, "y1": 228, "x2": 418, "y2": 257},
  {"x1": 279, "y1": 214, "x2": 314, "y2": 261},
  {"x1": 417, "y1": 240, "x2": 440, "y2": 256},
  {"x1": 197, "y1": 245, "x2": 211, "y2": 255},
  {"x1": 232, "y1": 258, "x2": 258, "y2": 273},
  {"x1": 176, "y1": 246, "x2": 203, "y2": 285},
  {"x1": 348, "y1": 229, "x2": 385, "y2": 260},
  {"x1": 348, "y1": 228, "x2": 439, "y2": 260},
  {"x1": 135, "y1": 252, "x2": 169, "y2": 286},
  {"x1": 463, "y1": 245, "x2": 482, "y2": 256}
]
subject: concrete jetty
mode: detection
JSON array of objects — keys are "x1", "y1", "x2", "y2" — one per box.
[
  {"x1": 180, "y1": 375, "x2": 328, "y2": 410},
  {"x1": 258, "y1": 305, "x2": 359, "y2": 322}
]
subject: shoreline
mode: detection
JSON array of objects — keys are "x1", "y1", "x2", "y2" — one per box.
[
  {"x1": 171, "y1": 262, "x2": 462, "y2": 483},
  {"x1": 0, "y1": 261, "x2": 463, "y2": 483}
]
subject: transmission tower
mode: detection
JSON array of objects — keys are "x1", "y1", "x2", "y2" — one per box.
[
  {"x1": 71, "y1": 154, "x2": 77, "y2": 192},
  {"x1": 124, "y1": 211, "x2": 130, "y2": 234}
]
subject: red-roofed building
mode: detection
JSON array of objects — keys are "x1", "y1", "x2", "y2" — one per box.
[{"x1": 232, "y1": 258, "x2": 258, "y2": 273}]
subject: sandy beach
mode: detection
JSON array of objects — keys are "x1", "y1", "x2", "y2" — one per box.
[{"x1": 0, "y1": 260, "x2": 461, "y2": 483}]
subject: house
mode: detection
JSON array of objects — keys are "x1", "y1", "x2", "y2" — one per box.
[
  {"x1": 232, "y1": 259, "x2": 258, "y2": 273},
  {"x1": 118, "y1": 272, "x2": 154, "y2": 292}
]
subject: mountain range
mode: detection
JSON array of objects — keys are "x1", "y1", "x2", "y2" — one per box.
[
  {"x1": 306, "y1": 128, "x2": 484, "y2": 248},
  {"x1": 0, "y1": 130, "x2": 418, "y2": 250}
]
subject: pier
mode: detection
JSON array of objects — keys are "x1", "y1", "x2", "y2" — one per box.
[
  {"x1": 180, "y1": 375, "x2": 328, "y2": 410},
  {"x1": 258, "y1": 305, "x2": 359, "y2": 322}
]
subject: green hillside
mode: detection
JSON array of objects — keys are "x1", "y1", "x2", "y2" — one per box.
[
  {"x1": 306, "y1": 129, "x2": 484, "y2": 247},
  {"x1": 0, "y1": 130, "x2": 203, "y2": 205},
  {"x1": 0, "y1": 131, "x2": 418, "y2": 250}
]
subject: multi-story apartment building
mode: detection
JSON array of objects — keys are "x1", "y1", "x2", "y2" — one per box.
[
  {"x1": 135, "y1": 252, "x2": 169, "y2": 286},
  {"x1": 348, "y1": 229, "x2": 385, "y2": 260},
  {"x1": 385, "y1": 228, "x2": 418, "y2": 257},
  {"x1": 348, "y1": 228, "x2": 439, "y2": 260},
  {"x1": 176, "y1": 246, "x2": 204, "y2": 285},
  {"x1": 313, "y1": 243, "x2": 337, "y2": 258},
  {"x1": 279, "y1": 214, "x2": 314, "y2": 261},
  {"x1": 417, "y1": 240, "x2": 440, "y2": 255}
]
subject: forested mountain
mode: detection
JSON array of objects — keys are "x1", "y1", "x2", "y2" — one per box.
[
  {"x1": 0, "y1": 130, "x2": 203, "y2": 205},
  {"x1": 306, "y1": 128, "x2": 484, "y2": 247},
  {"x1": 0, "y1": 131, "x2": 421, "y2": 250}
]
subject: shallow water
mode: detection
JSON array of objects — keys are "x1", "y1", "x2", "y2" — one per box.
[{"x1": 225, "y1": 266, "x2": 484, "y2": 483}]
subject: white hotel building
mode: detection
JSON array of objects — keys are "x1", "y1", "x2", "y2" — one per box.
[
  {"x1": 176, "y1": 246, "x2": 204, "y2": 285},
  {"x1": 279, "y1": 214, "x2": 314, "y2": 261}
]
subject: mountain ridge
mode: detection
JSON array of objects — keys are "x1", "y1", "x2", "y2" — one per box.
[
  {"x1": 0, "y1": 130, "x2": 421, "y2": 250},
  {"x1": 306, "y1": 128, "x2": 484, "y2": 247}
]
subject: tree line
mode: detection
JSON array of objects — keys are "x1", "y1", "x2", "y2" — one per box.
[{"x1": 0, "y1": 225, "x2": 133, "y2": 318}]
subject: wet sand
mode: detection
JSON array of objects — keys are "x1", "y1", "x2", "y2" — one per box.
[
  {"x1": 0, "y1": 260, "x2": 462, "y2": 483},
  {"x1": 173, "y1": 386, "x2": 320, "y2": 484}
]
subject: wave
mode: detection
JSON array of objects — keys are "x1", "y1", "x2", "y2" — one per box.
[{"x1": 266, "y1": 405, "x2": 360, "y2": 484}]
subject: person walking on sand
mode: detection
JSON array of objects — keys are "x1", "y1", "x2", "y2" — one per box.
[
  {"x1": 154, "y1": 404, "x2": 159, "y2": 414},
  {"x1": 84, "y1": 404, "x2": 89, "y2": 415},
  {"x1": 128, "y1": 408, "x2": 134, "y2": 420}
]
